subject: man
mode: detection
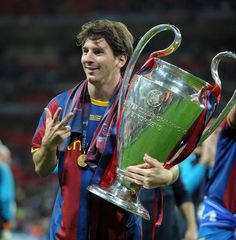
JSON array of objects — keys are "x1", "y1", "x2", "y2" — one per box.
[
  {"x1": 180, "y1": 126, "x2": 218, "y2": 229},
  {"x1": 31, "y1": 19, "x2": 179, "y2": 240},
  {"x1": 0, "y1": 141, "x2": 16, "y2": 240},
  {"x1": 198, "y1": 103, "x2": 236, "y2": 240}
]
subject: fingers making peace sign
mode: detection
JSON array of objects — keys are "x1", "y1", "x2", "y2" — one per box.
[{"x1": 41, "y1": 107, "x2": 73, "y2": 150}]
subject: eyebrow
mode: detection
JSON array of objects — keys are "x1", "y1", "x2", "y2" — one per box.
[{"x1": 82, "y1": 46, "x2": 104, "y2": 52}]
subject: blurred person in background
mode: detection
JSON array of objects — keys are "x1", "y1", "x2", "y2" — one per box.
[
  {"x1": 179, "y1": 126, "x2": 218, "y2": 230},
  {"x1": 0, "y1": 141, "x2": 16, "y2": 240},
  {"x1": 31, "y1": 19, "x2": 179, "y2": 240},
  {"x1": 140, "y1": 177, "x2": 197, "y2": 240},
  {"x1": 198, "y1": 103, "x2": 236, "y2": 240}
]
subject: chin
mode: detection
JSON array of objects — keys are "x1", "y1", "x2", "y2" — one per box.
[{"x1": 87, "y1": 77, "x2": 99, "y2": 84}]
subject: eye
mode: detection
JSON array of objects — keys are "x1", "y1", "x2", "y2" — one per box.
[
  {"x1": 94, "y1": 49, "x2": 103, "y2": 55},
  {"x1": 82, "y1": 48, "x2": 88, "y2": 55}
]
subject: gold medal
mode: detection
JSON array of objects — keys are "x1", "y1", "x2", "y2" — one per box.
[{"x1": 77, "y1": 154, "x2": 87, "y2": 167}]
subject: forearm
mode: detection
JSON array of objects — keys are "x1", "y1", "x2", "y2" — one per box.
[
  {"x1": 168, "y1": 164, "x2": 179, "y2": 185},
  {"x1": 181, "y1": 202, "x2": 197, "y2": 228},
  {"x1": 32, "y1": 107, "x2": 73, "y2": 177},
  {"x1": 180, "y1": 201, "x2": 198, "y2": 238},
  {"x1": 32, "y1": 145, "x2": 57, "y2": 177}
]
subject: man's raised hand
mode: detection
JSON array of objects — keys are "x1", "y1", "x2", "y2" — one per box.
[{"x1": 41, "y1": 107, "x2": 73, "y2": 150}]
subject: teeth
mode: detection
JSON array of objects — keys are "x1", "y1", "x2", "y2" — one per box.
[{"x1": 86, "y1": 67, "x2": 95, "y2": 69}]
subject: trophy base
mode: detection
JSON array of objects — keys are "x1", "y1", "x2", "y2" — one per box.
[{"x1": 87, "y1": 182, "x2": 150, "y2": 220}]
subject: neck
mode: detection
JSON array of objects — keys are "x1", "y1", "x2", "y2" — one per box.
[{"x1": 88, "y1": 75, "x2": 121, "y2": 101}]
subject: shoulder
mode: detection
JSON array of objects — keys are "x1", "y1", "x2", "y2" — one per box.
[
  {"x1": 48, "y1": 88, "x2": 73, "y2": 107},
  {"x1": 46, "y1": 85, "x2": 80, "y2": 115}
]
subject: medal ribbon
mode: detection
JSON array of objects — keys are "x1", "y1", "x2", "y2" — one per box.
[{"x1": 60, "y1": 79, "x2": 121, "y2": 169}]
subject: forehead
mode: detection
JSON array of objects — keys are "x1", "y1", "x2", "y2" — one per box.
[{"x1": 83, "y1": 37, "x2": 110, "y2": 49}]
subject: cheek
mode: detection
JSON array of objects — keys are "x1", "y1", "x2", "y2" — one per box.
[
  {"x1": 103, "y1": 63, "x2": 114, "y2": 74},
  {"x1": 81, "y1": 59, "x2": 86, "y2": 71},
  {"x1": 81, "y1": 56, "x2": 85, "y2": 65},
  {"x1": 106, "y1": 58, "x2": 118, "y2": 69}
]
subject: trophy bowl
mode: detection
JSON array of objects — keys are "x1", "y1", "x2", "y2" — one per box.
[{"x1": 88, "y1": 24, "x2": 236, "y2": 220}]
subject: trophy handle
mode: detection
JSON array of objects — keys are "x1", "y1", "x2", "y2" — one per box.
[
  {"x1": 199, "y1": 51, "x2": 236, "y2": 144},
  {"x1": 118, "y1": 24, "x2": 181, "y2": 115}
]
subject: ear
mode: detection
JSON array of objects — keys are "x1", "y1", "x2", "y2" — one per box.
[{"x1": 117, "y1": 55, "x2": 127, "y2": 69}]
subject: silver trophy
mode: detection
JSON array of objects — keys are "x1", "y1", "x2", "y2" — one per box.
[{"x1": 88, "y1": 24, "x2": 236, "y2": 220}]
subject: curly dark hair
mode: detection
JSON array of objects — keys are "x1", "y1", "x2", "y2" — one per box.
[{"x1": 76, "y1": 19, "x2": 134, "y2": 72}]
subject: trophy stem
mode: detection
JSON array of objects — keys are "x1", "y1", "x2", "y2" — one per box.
[{"x1": 87, "y1": 170, "x2": 150, "y2": 220}]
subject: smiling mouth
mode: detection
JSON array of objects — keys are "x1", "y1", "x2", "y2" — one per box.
[
  {"x1": 85, "y1": 66, "x2": 99, "y2": 70},
  {"x1": 87, "y1": 68, "x2": 96, "y2": 72}
]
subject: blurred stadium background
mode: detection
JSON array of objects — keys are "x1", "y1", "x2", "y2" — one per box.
[{"x1": 0, "y1": 0, "x2": 235, "y2": 239}]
